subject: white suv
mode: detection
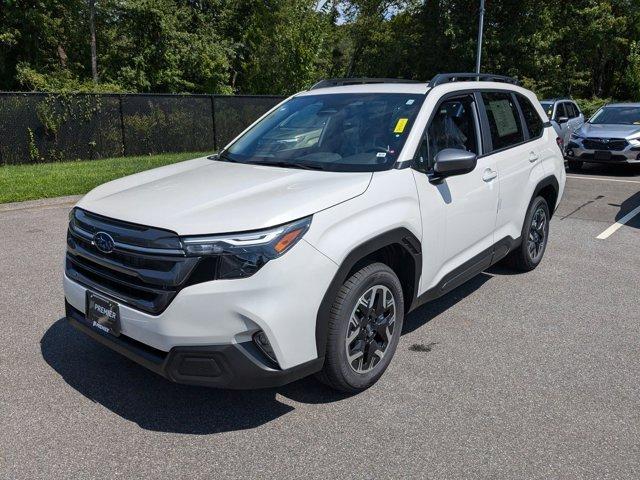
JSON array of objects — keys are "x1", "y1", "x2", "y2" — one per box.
[{"x1": 64, "y1": 74, "x2": 565, "y2": 392}]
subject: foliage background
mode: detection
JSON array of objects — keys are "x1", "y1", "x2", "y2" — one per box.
[{"x1": 1, "y1": 0, "x2": 639, "y2": 101}]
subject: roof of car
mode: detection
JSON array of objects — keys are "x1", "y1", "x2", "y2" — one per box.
[
  {"x1": 296, "y1": 82, "x2": 431, "y2": 96},
  {"x1": 541, "y1": 99, "x2": 576, "y2": 103},
  {"x1": 603, "y1": 102, "x2": 640, "y2": 108},
  {"x1": 298, "y1": 74, "x2": 522, "y2": 97}
]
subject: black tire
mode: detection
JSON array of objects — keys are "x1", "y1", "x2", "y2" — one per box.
[
  {"x1": 507, "y1": 196, "x2": 551, "y2": 272},
  {"x1": 317, "y1": 262, "x2": 404, "y2": 393},
  {"x1": 567, "y1": 159, "x2": 582, "y2": 170}
]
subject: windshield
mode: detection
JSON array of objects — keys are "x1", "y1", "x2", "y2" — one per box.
[
  {"x1": 589, "y1": 106, "x2": 640, "y2": 125},
  {"x1": 222, "y1": 93, "x2": 425, "y2": 172}
]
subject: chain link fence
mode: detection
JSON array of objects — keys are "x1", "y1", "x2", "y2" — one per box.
[{"x1": 0, "y1": 92, "x2": 284, "y2": 165}]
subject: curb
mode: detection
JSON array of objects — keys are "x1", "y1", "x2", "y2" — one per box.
[{"x1": 0, "y1": 195, "x2": 81, "y2": 213}]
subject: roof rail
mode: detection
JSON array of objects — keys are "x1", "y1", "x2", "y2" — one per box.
[
  {"x1": 310, "y1": 78, "x2": 422, "y2": 90},
  {"x1": 429, "y1": 73, "x2": 520, "y2": 87}
]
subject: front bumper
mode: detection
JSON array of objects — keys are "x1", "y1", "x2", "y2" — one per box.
[
  {"x1": 566, "y1": 140, "x2": 640, "y2": 164},
  {"x1": 64, "y1": 238, "x2": 338, "y2": 371},
  {"x1": 66, "y1": 301, "x2": 323, "y2": 389}
]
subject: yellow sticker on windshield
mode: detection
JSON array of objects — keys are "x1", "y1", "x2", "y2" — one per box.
[{"x1": 394, "y1": 118, "x2": 409, "y2": 134}]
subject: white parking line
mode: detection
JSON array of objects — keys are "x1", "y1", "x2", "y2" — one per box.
[
  {"x1": 596, "y1": 205, "x2": 640, "y2": 239},
  {"x1": 566, "y1": 175, "x2": 640, "y2": 184}
]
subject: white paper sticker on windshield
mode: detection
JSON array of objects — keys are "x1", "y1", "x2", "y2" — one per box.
[
  {"x1": 406, "y1": 99, "x2": 415, "y2": 105},
  {"x1": 376, "y1": 152, "x2": 387, "y2": 158},
  {"x1": 489, "y1": 100, "x2": 518, "y2": 137}
]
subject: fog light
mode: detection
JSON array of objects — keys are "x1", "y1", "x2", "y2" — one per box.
[
  {"x1": 253, "y1": 331, "x2": 277, "y2": 364},
  {"x1": 567, "y1": 149, "x2": 574, "y2": 157}
]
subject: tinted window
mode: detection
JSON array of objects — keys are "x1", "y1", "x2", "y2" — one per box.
[
  {"x1": 416, "y1": 95, "x2": 479, "y2": 171},
  {"x1": 226, "y1": 93, "x2": 424, "y2": 172},
  {"x1": 574, "y1": 103, "x2": 582, "y2": 117},
  {"x1": 516, "y1": 94, "x2": 544, "y2": 138},
  {"x1": 481, "y1": 92, "x2": 524, "y2": 151},
  {"x1": 553, "y1": 103, "x2": 566, "y2": 121},
  {"x1": 568, "y1": 103, "x2": 578, "y2": 118}
]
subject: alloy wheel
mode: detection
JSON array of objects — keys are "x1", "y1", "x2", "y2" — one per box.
[
  {"x1": 527, "y1": 206, "x2": 547, "y2": 262},
  {"x1": 345, "y1": 285, "x2": 396, "y2": 373}
]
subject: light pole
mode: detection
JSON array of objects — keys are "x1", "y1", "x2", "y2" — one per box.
[{"x1": 475, "y1": 0, "x2": 485, "y2": 75}]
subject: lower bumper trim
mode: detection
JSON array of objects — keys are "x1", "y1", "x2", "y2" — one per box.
[{"x1": 66, "y1": 301, "x2": 323, "y2": 389}]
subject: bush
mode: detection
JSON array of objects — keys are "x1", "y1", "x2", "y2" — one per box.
[{"x1": 574, "y1": 98, "x2": 611, "y2": 118}]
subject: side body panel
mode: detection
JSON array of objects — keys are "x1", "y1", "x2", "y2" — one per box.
[{"x1": 304, "y1": 169, "x2": 424, "y2": 267}]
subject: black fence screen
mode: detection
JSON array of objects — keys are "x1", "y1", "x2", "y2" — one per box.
[{"x1": 0, "y1": 92, "x2": 284, "y2": 165}]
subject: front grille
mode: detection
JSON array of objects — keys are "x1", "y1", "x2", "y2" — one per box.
[
  {"x1": 66, "y1": 208, "x2": 202, "y2": 315},
  {"x1": 583, "y1": 138, "x2": 628, "y2": 151}
]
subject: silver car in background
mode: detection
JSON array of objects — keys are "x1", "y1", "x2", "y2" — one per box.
[
  {"x1": 565, "y1": 103, "x2": 640, "y2": 170},
  {"x1": 540, "y1": 99, "x2": 585, "y2": 149}
]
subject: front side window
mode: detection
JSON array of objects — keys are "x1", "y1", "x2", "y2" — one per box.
[
  {"x1": 589, "y1": 106, "x2": 640, "y2": 125},
  {"x1": 516, "y1": 94, "x2": 544, "y2": 138},
  {"x1": 222, "y1": 93, "x2": 424, "y2": 172},
  {"x1": 553, "y1": 103, "x2": 566, "y2": 121},
  {"x1": 415, "y1": 95, "x2": 479, "y2": 172},
  {"x1": 481, "y1": 92, "x2": 524, "y2": 151}
]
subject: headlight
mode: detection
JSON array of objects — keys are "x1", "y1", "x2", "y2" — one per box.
[
  {"x1": 570, "y1": 132, "x2": 585, "y2": 140},
  {"x1": 181, "y1": 217, "x2": 311, "y2": 279},
  {"x1": 629, "y1": 137, "x2": 640, "y2": 146}
]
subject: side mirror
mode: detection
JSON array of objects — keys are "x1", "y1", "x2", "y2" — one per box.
[
  {"x1": 558, "y1": 116, "x2": 569, "y2": 124},
  {"x1": 431, "y1": 148, "x2": 477, "y2": 182}
]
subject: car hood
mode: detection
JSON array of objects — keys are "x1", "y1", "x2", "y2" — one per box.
[
  {"x1": 578, "y1": 123, "x2": 640, "y2": 139},
  {"x1": 77, "y1": 156, "x2": 372, "y2": 235}
]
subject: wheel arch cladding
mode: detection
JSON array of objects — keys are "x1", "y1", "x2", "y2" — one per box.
[
  {"x1": 315, "y1": 228, "x2": 422, "y2": 359},
  {"x1": 532, "y1": 175, "x2": 559, "y2": 218}
]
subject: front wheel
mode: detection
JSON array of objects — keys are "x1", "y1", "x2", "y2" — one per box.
[
  {"x1": 318, "y1": 263, "x2": 404, "y2": 393},
  {"x1": 507, "y1": 196, "x2": 551, "y2": 272}
]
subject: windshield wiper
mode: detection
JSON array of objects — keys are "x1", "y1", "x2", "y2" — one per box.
[
  {"x1": 210, "y1": 153, "x2": 326, "y2": 170},
  {"x1": 208, "y1": 151, "x2": 240, "y2": 163},
  {"x1": 256, "y1": 160, "x2": 327, "y2": 171}
]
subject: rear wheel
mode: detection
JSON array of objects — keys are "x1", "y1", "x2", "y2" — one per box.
[
  {"x1": 318, "y1": 263, "x2": 404, "y2": 393},
  {"x1": 567, "y1": 159, "x2": 583, "y2": 170},
  {"x1": 507, "y1": 196, "x2": 550, "y2": 272}
]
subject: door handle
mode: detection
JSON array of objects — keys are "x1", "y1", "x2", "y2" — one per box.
[
  {"x1": 529, "y1": 152, "x2": 539, "y2": 163},
  {"x1": 482, "y1": 169, "x2": 497, "y2": 182}
]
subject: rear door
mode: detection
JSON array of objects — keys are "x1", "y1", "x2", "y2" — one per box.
[
  {"x1": 553, "y1": 102, "x2": 570, "y2": 144},
  {"x1": 478, "y1": 91, "x2": 542, "y2": 243},
  {"x1": 567, "y1": 102, "x2": 584, "y2": 138}
]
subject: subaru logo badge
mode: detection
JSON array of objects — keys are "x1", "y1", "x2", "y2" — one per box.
[
  {"x1": 601, "y1": 138, "x2": 610, "y2": 143},
  {"x1": 93, "y1": 232, "x2": 115, "y2": 254}
]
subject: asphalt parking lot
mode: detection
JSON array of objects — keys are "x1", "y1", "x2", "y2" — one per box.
[{"x1": 1, "y1": 164, "x2": 639, "y2": 479}]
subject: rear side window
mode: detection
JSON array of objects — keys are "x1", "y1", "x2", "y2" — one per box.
[
  {"x1": 569, "y1": 102, "x2": 580, "y2": 118},
  {"x1": 481, "y1": 92, "x2": 524, "y2": 151},
  {"x1": 516, "y1": 94, "x2": 544, "y2": 138}
]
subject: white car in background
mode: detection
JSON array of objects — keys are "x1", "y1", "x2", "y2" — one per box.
[{"x1": 540, "y1": 99, "x2": 585, "y2": 150}]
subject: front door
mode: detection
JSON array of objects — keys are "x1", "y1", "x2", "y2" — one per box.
[
  {"x1": 553, "y1": 102, "x2": 570, "y2": 145},
  {"x1": 412, "y1": 93, "x2": 499, "y2": 294}
]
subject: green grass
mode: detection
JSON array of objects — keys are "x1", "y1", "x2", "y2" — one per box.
[{"x1": 0, "y1": 151, "x2": 209, "y2": 204}]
